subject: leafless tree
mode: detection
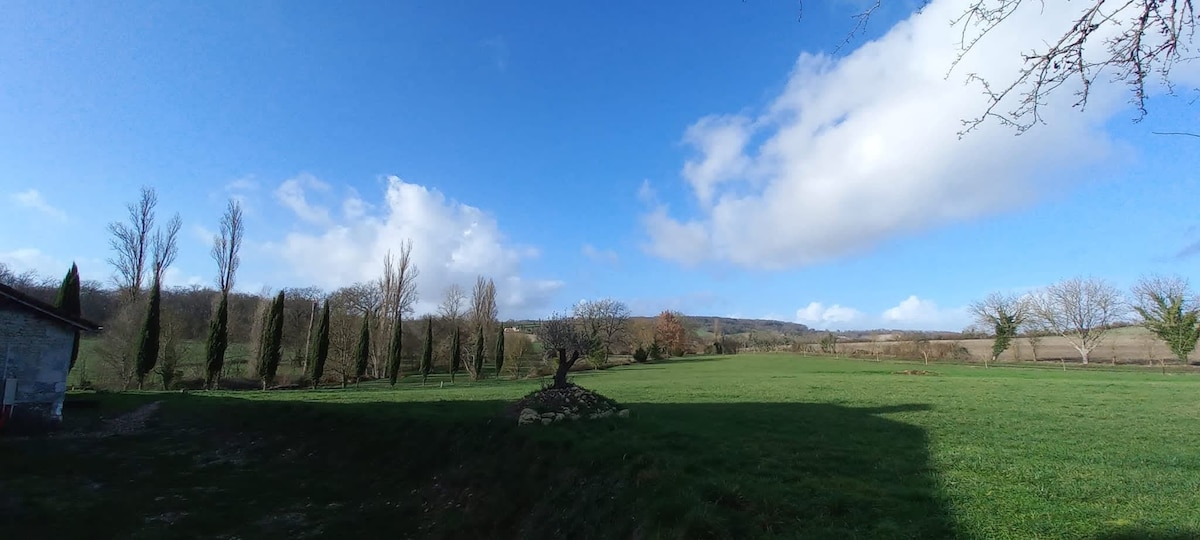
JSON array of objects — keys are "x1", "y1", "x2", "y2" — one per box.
[
  {"x1": 108, "y1": 187, "x2": 157, "y2": 300},
  {"x1": 833, "y1": 1, "x2": 1198, "y2": 135},
  {"x1": 574, "y1": 298, "x2": 631, "y2": 360},
  {"x1": 376, "y1": 243, "x2": 418, "y2": 377},
  {"x1": 438, "y1": 284, "x2": 467, "y2": 322},
  {"x1": 469, "y1": 275, "x2": 498, "y2": 334},
  {"x1": 535, "y1": 312, "x2": 592, "y2": 389},
  {"x1": 151, "y1": 213, "x2": 181, "y2": 284},
  {"x1": 211, "y1": 199, "x2": 244, "y2": 294},
  {"x1": 1029, "y1": 277, "x2": 1126, "y2": 364}
]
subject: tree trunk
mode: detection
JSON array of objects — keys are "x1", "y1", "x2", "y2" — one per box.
[
  {"x1": 1080, "y1": 350, "x2": 1089, "y2": 365},
  {"x1": 552, "y1": 349, "x2": 579, "y2": 389}
]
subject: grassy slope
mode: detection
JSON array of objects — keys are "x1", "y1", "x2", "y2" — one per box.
[{"x1": 4, "y1": 355, "x2": 1199, "y2": 539}]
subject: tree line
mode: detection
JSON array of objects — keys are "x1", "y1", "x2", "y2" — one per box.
[{"x1": 970, "y1": 275, "x2": 1200, "y2": 370}]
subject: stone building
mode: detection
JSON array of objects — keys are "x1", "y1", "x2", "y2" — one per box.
[{"x1": 0, "y1": 282, "x2": 100, "y2": 430}]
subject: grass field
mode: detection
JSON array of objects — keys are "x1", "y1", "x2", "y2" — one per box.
[{"x1": 4, "y1": 354, "x2": 1199, "y2": 539}]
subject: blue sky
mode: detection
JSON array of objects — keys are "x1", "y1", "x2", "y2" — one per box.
[{"x1": 2, "y1": 1, "x2": 1197, "y2": 330}]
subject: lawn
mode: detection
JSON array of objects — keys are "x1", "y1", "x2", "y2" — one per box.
[{"x1": 3, "y1": 355, "x2": 1199, "y2": 539}]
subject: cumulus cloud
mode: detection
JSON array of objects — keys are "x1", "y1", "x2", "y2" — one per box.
[
  {"x1": 881, "y1": 295, "x2": 967, "y2": 330},
  {"x1": 794, "y1": 301, "x2": 864, "y2": 328},
  {"x1": 10, "y1": 189, "x2": 67, "y2": 221},
  {"x1": 275, "y1": 173, "x2": 332, "y2": 225},
  {"x1": 266, "y1": 175, "x2": 562, "y2": 318},
  {"x1": 644, "y1": 0, "x2": 1125, "y2": 269}
]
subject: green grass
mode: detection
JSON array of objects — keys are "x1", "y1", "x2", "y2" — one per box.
[{"x1": 4, "y1": 354, "x2": 1199, "y2": 539}]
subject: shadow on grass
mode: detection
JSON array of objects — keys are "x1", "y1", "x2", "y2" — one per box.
[
  {"x1": 8, "y1": 392, "x2": 1174, "y2": 539},
  {"x1": 3, "y1": 393, "x2": 957, "y2": 539}
]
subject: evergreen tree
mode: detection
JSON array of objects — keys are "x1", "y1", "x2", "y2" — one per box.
[
  {"x1": 308, "y1": 301, "x2": 331, "y2": 388},
  {"x1": 473, "y1": 325, "x2": 485, "y2": 380},
  {"x1": 450, "y1": 326, "x2": 462, "y2": 383},
  {"x1": 353, "y1": 312, "x2": 371, "y2": 385},
  {"x1": 387, "y1": 316, "x2": 403, "y2": 385},
  {"x1": 494, "y1": 327, "x2": 505, "y2": 376},
  {"x1": 260, "y1": 291, "x2": 285, "y2": 390},
  {"x1": 420, "y1": 316, "x2": 434, "y2": 385},
  {"x1": 204, "y1": 293, "x2": 229, "y2": 389},
  {"x1": 134, "y1": 277, "x2": 162, "y2": 389},
  {"x1": 54, "y1": 263, "x2": 82, "y2": 371}
]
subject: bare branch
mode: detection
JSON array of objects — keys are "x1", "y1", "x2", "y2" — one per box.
[
  {"x1": 108, "y1": 186, "x2": 157, "y2": 299},
  {"x1": 952, "y1": 0, "x2": 1198, "y2": 135},
  {"x1": 212, "y1": 199, "x2": 244, "y2": 294}
]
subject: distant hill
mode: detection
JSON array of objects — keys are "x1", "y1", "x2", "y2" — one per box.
[{"x1": 508, "y1": 315, "x2": 811, "y2": 337}]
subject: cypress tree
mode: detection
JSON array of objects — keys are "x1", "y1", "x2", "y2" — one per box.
[
  {"x1": 308, "y1": 301, "x2": 331, "y2": 389},
  {"x1": 353, "y1": 312, "x2": 371, "y2": 385},
  {"x1": 204, "y1": 293, "x2": 229, "y2": 389},
  {"x1": 494, "y1": 327, "x2": 505, "y2": 377},
  {"x1": 387, "y1": 317, "x2": 403, "y2": 385},
  {"x1": 473, "y1": 325, "x2": 485, "y2": 380},
  {"x1": 449, "y1": 326, "x2": 462, "y2": 383},
  {"x1": 420, "y1": 316, "x2": 434, "y2": 385},
  {"x1": 54, "y1": 263, "x2": 82, "y2": 371},
  {"x1": 260, "y1": 291, "x2": 285, "y2": 390},
  {"x1": 134, "y1": 277, "x2": 162, "y2": 389}
]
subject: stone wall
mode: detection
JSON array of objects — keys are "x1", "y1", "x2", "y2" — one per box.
[{"x1": 0, "y1": 304, "x2": 73, "y2": 429}]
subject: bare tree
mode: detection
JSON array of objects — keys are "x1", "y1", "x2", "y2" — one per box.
[
  {"x1": 969, "y1": 292, "x2": 1029, "y2": 367},
  {"x1": 535, "y1": 312, "x2": 592, "y2": 389},
  {"x1": 1030, "y1": 277, "x2": 1126, "y2": 365},
  {"x1": 574, "y1": 298, "x2": 631, "y2": 361},
  {"x1": 108, "y1": 187, "x2": 157, "y2": 300},
  {"x1": 469, "y1": 275, "x2": 498, "y2": 334},
  {"x1": 151, "y1": 213, "x2": 181, "y2": 284},
  {"x1": 438, "y1": 284, "x2": 467, "y2": 322},
  {"x1": 1131, "y1": 274, "x2": 1200, "y2": 371},
  {"x1": 376, "y1": 243, "x2": 418, "y2": 377},
  {"x1": 211, "y1": 199, "x2": 244, "y2": 294}
]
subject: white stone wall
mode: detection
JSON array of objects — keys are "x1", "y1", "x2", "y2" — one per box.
[{"x1": 0, "y1": 304, "x2": 73, "y2": 426}]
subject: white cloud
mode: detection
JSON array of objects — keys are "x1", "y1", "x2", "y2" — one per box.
[
  {"x1": 881, "y1": 295, "x2": 967, "y2": 331},
  {"x1": 225, "y1": 176, "x2": 259, "y2": 192},
  {"x1": 266, "y1": 175, "x2": 562, "y2": 319},
  {"x1": 637, "y1": 180, "x2": 657, "y2": 204},
  {"x1": 581, "y1": 244, "x2": 619, "y2": 265},
  {"x1": 794, "y1": 301, "x2": 864, "y2": 328},
  {"x1": 0, "y1": 248, "x2": 64, "y2": 278},
  {"x1": 10, "y1": 189, "x2": 67, "y2": 221},
  {"x1": 645, "y1": 0, "x2": 1130, "y2": 269},
  {"x1": 275, "y1": 173, "x2": 332, "y2": 225},
  {"x1": 162, "y1": 267, "x2": 206, "y2": 289}
]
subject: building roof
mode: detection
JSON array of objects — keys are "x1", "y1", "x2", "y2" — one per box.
[{"x1": 0, "y1": 282, "x2": 102, "y2": 332}]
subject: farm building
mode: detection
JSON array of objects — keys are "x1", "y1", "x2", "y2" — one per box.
[{"x1": 0, "y1": 282, "x2": 100, "y2": 431}]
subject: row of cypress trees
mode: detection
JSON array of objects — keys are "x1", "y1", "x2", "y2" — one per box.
[{"x1": 52, "y1": 259, "x2": 508, "y2": 390}]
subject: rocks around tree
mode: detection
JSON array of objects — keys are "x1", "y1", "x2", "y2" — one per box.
[{"x1": 509, "y1": 383, "x2": 630, "y2": 425}]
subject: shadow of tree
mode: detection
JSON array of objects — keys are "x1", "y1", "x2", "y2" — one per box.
[{"x1": 3, "y1": 394, "x2": 959, "y2": 538}]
